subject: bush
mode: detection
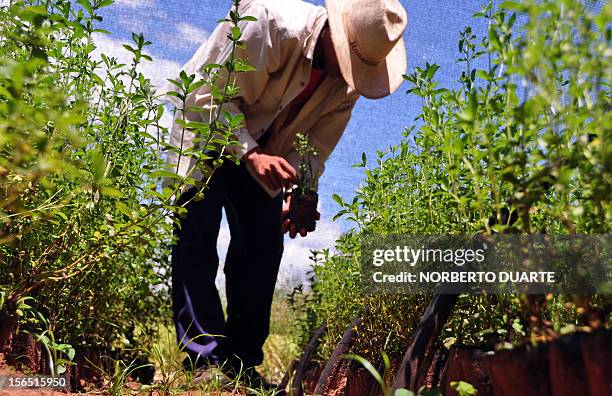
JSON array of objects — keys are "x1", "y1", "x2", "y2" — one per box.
[
  {"x1": 292, "y1": 0, "x2": 611, "y2": 363},
  {"x1": 0, "y1": 0, "x2": 251, "y2": 370}
]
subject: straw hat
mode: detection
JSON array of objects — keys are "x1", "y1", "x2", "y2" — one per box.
[{"x1": 326, "y1": 0, "x2": 408, "y2": 99}]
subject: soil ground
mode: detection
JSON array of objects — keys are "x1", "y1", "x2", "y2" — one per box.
[
  {"x1": 0, "y1": 353, "x2": 242, "y2": 395},
  {"x1": 0, "y1": 353, "x2": 78, "y2": 395}
]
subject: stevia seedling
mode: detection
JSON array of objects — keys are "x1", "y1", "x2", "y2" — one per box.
[{"x1": 288, "y1": 133, "x2": 319, "y2": 232}]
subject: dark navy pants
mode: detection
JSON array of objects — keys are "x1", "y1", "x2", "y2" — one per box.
[{"x1": 171, "y1": 160, "x2": 284, "y2": 368}]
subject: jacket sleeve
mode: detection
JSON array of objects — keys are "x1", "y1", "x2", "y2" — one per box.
[
  {"x1": 168, "y1": 3, "x2": 283, "y2": 164},
  {"x1": 286, "y1": 89, "x2": 359, "y2": 191}
]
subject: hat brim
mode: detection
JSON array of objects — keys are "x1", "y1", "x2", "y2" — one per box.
[{"x1": 326, "y1": 0, "x2": 407, "y2": 99}]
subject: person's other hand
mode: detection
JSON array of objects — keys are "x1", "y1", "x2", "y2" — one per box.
[
  {"x1": 281, "y1": 193, "x2": 320, "y2": 238},
  {"x1": 244, "y1": 147, "x2": 296, "y2": 191}
]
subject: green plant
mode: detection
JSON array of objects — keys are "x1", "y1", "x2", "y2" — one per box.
[
  {"x1": 450, "y1": 381, "x2": 477, "y2": 396},
  {"x1": 142, "y1": 327, "x2": 234, "y2": 395},
  {"x1": 35, "y1": 329, "x2": 75, "y2": 376},
  {"x1": 145, "y1": 325, "x2": 189, "y2": 394},
  {"x1": 0, "y1": 0, "x2": 256, "y2": 380},
  {"x1": 293, "y1": 132, "x2": 318, "y2": 193},
  {"x1": 289, "y1": 133, "x2": 320, "y2": 232},
  {"x1": 288, "y1": 250, "x2": 325, "y2": 354},
  {"x1": 293, "y1": 0, "x2": 610, "y2": 369}
]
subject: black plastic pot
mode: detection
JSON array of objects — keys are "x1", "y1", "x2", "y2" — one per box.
[{"x1": 288, "y1": 189, "x2": 318, "y2": 232}]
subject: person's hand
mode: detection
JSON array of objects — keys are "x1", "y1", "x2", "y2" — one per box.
[
  {"x1": 244, "y1": 147, "x2": 296, "y2": 191},
  {"x1": 281, "y1": 193, "x2": 320, "y2": 238}
]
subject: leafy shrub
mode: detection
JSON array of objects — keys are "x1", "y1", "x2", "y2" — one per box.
[
  {"x1": 292, "y1": 0, "x2": 610, "y2": 363},
  {"x1": 0, "y1": 0, "x2": 251, "y2": 366}
]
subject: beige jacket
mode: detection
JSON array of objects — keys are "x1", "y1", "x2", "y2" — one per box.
[{"x1": 165, "y1": 0, "x2": 359, "y2": 194}]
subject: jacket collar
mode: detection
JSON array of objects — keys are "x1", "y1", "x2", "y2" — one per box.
[{"x1": 302, "y1": 8, "x2": 328, "y2": 61}]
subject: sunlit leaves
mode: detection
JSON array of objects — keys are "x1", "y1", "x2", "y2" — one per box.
[
  {"x1": 0, "y1": 0, "x2": 257, "y2": 359},
  {"x1": 299, "y1": 0, "x2": 610, "y2": 366}
]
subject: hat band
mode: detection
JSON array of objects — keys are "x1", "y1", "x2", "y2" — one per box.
[{"x1": 349, "y1": 40, "x2": 380, "y2": 67}]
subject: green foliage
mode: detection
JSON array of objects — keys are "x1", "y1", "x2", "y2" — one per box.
[
  {"x1": 293, "y1": 132, "x2": 318, "y2": 192},
  {"x1": 35, "y1": 329, "x2": 76, "y2": 376},
  {"x1": 450, "y1": 380, "x2": 478, "y2": 396},
  {"x1": 0, "y1": 0, "x2": 254, "y2": 372},
  {"x1": 292, "y1": 0, "x2": 610, "y2": 372}
]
